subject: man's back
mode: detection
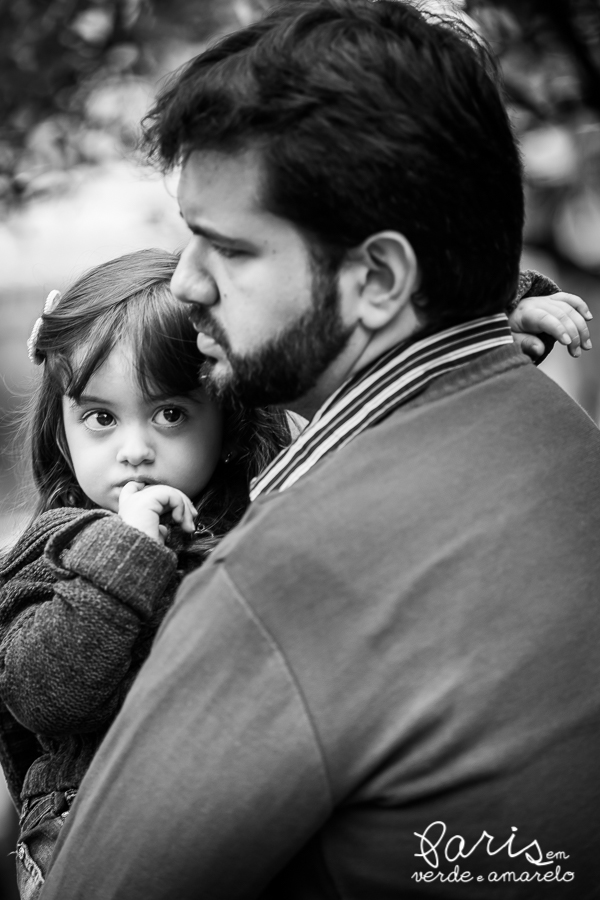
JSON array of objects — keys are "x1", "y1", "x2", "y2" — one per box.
[
  {"x1": 232, "y1": 345, "x2": 600, "y2": 896},
  {"x1": 43, "y1": 346, "x2": 600, "y2": 898}
]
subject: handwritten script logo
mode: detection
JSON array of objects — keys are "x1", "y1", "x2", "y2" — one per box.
[
  {"x1": 414, "y1": 821, "x2": 562, "y2": 868},
  {"x1": 411, "y1": 822, "x2": 574, "y2": 886}
]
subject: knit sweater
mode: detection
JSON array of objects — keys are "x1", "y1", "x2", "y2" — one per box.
[{"x1": 0, "y1": 508, "x2": 185, "y2": 809}]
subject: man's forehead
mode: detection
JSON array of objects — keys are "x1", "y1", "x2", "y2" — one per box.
[{"x1": 177, "y1": 147, "x2": 264, "y2": 215}]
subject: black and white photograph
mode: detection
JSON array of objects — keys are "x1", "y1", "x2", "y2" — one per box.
[{"x1": 1, "y1": 1, "x2": 599, "y2": 897}]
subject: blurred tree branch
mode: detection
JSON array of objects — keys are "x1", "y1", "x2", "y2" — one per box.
[
  {"x1": 0, "y1": 0, "x2": 146, "y2": 199},
  {"x1": 0, "y1": 0, "x2": 261, "y2": 210},
  {"x1": 2, "y1": 0, "x2": 600, "y2": 276},
  {"x1": 466, "y1": 0, "x2": 600, "y2": 273},
  {"x1": 466, "y1": 0, "x2": 600, "y2": 116}
]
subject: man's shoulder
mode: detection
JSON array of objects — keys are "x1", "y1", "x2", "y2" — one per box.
[
  {"x1": 169, "y1": 347, "x2": 600, "y2": 818},
  {"x1": 181, "y1": 343, "x2": 600, "y2": 621},
  {"x1": 210, "y1": 344, "x2": 600, "y2": 608},
  {"x1": 371, "y1": 342, "x2": 600, "y2": 468}
]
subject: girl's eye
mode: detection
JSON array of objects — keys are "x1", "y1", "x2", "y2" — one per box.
[
  {"x1": 154, "y1": 407, "x2": 186, "y2": 427},
  {"x1": 83, "y1": 411, "x2": 115, "y2": 431}
]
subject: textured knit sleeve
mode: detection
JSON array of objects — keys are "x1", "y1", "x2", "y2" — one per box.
[
  {"x1": 508, "y1": 269, "x2": 561, "y2": 364},
  {"x1": 509, "y1": 269, "x2": 561, "y2": 312},
  {"x1": 0, "y1": 511, "x2": 178, "y2": 736}
]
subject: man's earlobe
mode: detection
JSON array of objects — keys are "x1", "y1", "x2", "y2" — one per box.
[{"x1": 355, "y1": 231, "x2": 420, "y2": 331}]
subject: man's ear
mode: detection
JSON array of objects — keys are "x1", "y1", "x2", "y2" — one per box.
[{"x1": 345, "y1": 231, "x2": 420, "y2": 332}]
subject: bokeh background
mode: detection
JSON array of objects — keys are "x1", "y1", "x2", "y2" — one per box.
[{"x1": 1, "y1": 0, "x2": 600, "y2": 895}]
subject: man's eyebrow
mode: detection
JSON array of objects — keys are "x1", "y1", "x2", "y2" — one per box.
[{"x1": 178, "y1": 211, "x2": 238, "y2": 244}]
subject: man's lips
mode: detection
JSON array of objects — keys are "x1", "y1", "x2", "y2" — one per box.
[
  {"x1": 187, "y1": 310, "x2": 228, "y2": 360},
  {"x1": 195, "y1": 331, "x2": 227, "y2": 361}
]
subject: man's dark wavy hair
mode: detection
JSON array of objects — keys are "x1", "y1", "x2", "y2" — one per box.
[{"x1": 142, "y1": 0, "x2": 524, "y2": 330}]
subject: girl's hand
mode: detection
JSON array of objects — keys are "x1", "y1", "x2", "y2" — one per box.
[
  {"x1": 509, "y1": 292, "x2": 593, "y2": 360},
  {"x1": 118, "y1": 482, "x2": 197, "y2": 544}
]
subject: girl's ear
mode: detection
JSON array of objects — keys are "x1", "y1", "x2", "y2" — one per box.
[
  {"x1": 341, "y1": 231, "x2": 420, "y2": 333},
  {"x1": 220, "y1": 442, "x2": 235, "y2": 464},
  {"x1": 63, "y1": 485, "x2": 90, "y2": 508}
]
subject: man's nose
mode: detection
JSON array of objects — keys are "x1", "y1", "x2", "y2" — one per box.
[
  {"x1": 171, "y1": 241, "x2": 218, "y2": 306},
  {"x1": 116, "y1": 428, "x2": 155, "y2": 467}
]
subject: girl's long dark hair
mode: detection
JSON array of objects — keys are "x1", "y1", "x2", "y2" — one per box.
[{"x1": 24, "y1": 248, "x2": 291, "y2": 566}]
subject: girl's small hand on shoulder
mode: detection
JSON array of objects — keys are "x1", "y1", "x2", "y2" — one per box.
[
  {"x1": 118, "y1": 482, "x2": 197, "y2": 544},
  {"x1": 509, "y1": 292, "x2": 593, "y2": 360}
]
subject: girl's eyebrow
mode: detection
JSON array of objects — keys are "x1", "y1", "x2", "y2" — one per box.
[
  {"x1": 74, "y1": 391, "x2": 202, "y2": 406},
  {"x1": 71, "y1": 394, "x2": 109, "y2": 406}
]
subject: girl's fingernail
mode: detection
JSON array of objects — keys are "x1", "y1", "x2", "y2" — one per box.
[
  {"x1": 584, "y1": 339, "x2": 593, "y2": 349},
  {"x1": 585, "y1": 311, "x2": 593, "y2": 319},
  {"x1": 574, "y1": 347, "x2": 582, "y2": 357},
  {"x1": 562, "y1": 333, "x2": 572, "y2": 344}
]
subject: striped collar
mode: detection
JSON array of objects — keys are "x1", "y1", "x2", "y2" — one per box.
[{"x1": 249, "y1": 313, "x2": 513, "y2": 500}]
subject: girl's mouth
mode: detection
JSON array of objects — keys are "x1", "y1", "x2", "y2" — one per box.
[{"x1": 116, "y1": 476, "x2": 161, "y2": 488}]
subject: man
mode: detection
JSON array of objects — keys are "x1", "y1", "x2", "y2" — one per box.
[{"x1": 42, "y1": 1, "x2": 600, "y2": 897}]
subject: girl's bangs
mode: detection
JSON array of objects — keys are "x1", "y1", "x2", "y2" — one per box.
[
  {"x1": 47, "y1": 284, "x2": 202, "y2": 401},
  {"x1": 127, "y1": 288, "x2": 203, "y2": 399},
  {"x1": 48, "y1": 313, "x2": 122, "y2": 400}
]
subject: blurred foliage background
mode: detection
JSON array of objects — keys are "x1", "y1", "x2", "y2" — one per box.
[{"x1": 0, "y1": 0, "x2": 600, "y2": 894}]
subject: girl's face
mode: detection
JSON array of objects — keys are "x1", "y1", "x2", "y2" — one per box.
[{"x1": 61, "y1": 343, "x2": 224, "y2": 512}]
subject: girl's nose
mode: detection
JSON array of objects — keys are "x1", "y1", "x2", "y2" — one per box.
[
  {"x1": 171, "y1": 240, "x2": 219, "y2": 307},
  {"x1": 116, "y1": 429, "x2": 155, "y2": 467}
]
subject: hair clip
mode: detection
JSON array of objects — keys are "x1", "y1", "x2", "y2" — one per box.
[{"x1": 27, "y1": 289, "x2": 61, "y2": 364}]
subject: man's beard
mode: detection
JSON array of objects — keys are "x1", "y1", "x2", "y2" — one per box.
[{"x1": 194, "y1": 264, "x2": 354, "y2": 408}]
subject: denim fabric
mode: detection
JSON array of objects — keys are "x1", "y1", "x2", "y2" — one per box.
[{"x1": 15, "y1": 790, "x2": 76, "y2": 900}]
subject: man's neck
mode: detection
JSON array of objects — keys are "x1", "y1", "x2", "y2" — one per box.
[{"x1": 288, "y1": 304, "x2": 422, "y2": 420}]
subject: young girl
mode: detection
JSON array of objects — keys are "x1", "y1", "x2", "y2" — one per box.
[
  {"x1": 0, "y1": 250, "x2": 591, "y2": 900},
  {"x1": 0, "y1": 248, "x2": 290, "y2": 900}
]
